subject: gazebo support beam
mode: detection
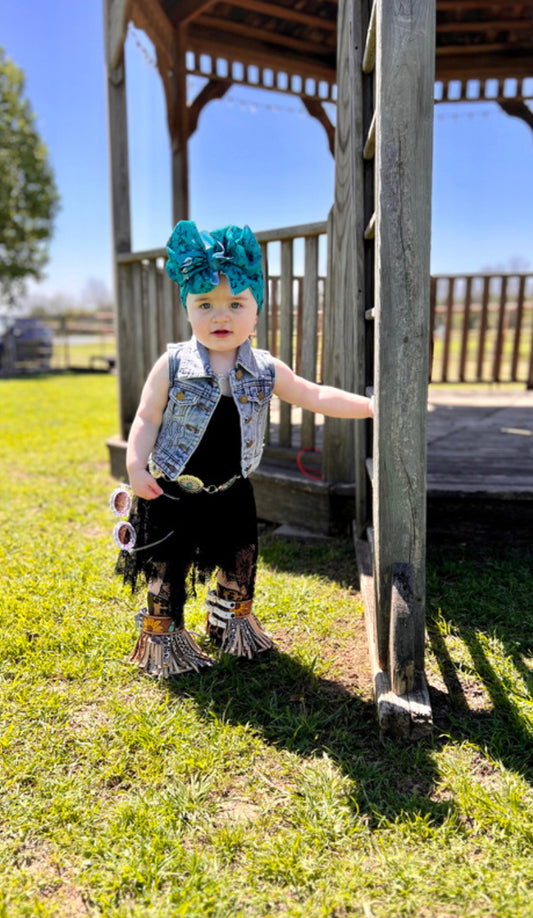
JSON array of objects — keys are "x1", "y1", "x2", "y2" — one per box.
[
  {"x1": 172, "y1": 0, "x2": 217, "y2": 26},
  {"x1": 169, "y1": 27, "x2": 190, "y2": 223},
  {"x1": 103, "y1": 0, "x2": 137, "y2": 439}
]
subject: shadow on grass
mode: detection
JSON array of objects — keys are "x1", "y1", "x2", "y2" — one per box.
[
  {"x1": 259, "y1": 533, "x2": 533, "y2": 789},
  {"x1": 257, "y1": 528, "x2": 361, "y2": 591},
  {"x1": 163, "y1": 646, "x2": 455, "y2": 828},
  {"x1": 426, "y1": 542, "x2": 533, "y2": 785},
  {"x1": 147, "y1": 539, "x2": 533, "y2": 827}
]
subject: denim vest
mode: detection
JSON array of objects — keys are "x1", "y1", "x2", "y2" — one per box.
[{"x1": 150, "y1": 336, "x2": 275, "y2": 480}]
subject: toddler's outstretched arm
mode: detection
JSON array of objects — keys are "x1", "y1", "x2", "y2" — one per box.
[
  {"x1": 272, "y1": 358, "x2": 373, "y2": 418},
  {"x1": 126, "y1": 353, "x2": 170, "y2": 499}
]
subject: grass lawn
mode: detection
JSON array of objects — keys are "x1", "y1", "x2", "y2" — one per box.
[{"x1": 1, "y1": 373, "x2": 533, "y2": 918}]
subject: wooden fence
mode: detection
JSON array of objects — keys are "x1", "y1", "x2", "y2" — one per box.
[
  {"x1": 0, "y1": 312, "x2": 115, "y2": 373},
  {"x1": 430, "y1": 273, "x2": 533, "y2": 387},
  {"x1": 254, "y1": 222, "x2": 328, "y2": 453}
]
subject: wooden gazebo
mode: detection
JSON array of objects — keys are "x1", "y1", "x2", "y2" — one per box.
[{"x1": 103, "y1": 1, "x2": 533, "y2": 737}]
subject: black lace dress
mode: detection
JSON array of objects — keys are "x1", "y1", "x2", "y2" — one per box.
[{"x1": 115, "y1": 396, "x2": 258, "y2": 623}]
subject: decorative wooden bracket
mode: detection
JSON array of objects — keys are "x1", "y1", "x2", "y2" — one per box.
[
  {"x1": 498, "y1": 99, "x2": 533, "y2": 134},
  {"x1": 187, "y1": 79, "x2": 231, "y2": 137},
  {"x1": 301, "y1": 98, "x2": 335, "y2": 156}
]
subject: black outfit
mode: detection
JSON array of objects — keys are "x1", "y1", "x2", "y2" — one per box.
[{"x1": 116, "y1": 397, "x2": 257, "y2": 626}]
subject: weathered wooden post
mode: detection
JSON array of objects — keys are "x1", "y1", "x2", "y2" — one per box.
[
  {"x1": 170, "y1": 25, "x2": 190, "y2": 224},
  {"x1": 348, "y1": 0, "x2": 436, "y2": 738},
  {"x1": 373, "y1": 0, "x2": 435, "y2": 685},
  {"x1": 102, "y1": 0, "x2": 133, "y2": 441},
  {"x1": 322, "y1": 0, "x2": 368, "y2": 489}
]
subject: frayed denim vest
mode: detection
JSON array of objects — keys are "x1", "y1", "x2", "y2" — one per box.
[{"x1": 150, "y1": 336, "x2": 275, "y2": 480}]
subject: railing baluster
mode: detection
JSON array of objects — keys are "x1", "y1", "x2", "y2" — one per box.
[
  {"x1": 270, "y1": 277, "x2": 279, "y2": 359},
  {"x1": 527, "y1": 280, "x2": 533, "y2": 390},
  {"x1": 442, "y1": 277, "x2": 455, "y2": 382},
  {"x1": 477, "y1": 276, "x2": 490, "y2": 381},
  {"x1": 318, "y1": 276, "x2": 326, "y2": 384},
  {"x1": 279, "y1": 240, "x2": 294, "y2": 448},
  {"x1": 296, "y1": 277, "x2": 303, "y2": 377},
  {"x1": 257, "y1": 243, "x2": 269, "y2": 351},
  {"x1": 301, "y1": 235, "x2": 319, "y2": 448},
  {"x1": 429, "y1": 276, "x2": 437, "y2": 381},
  {"x1": 459, "y1": 276, "x2": 472, "y2": 382},
  {"x1": 511, "y1": 275, "x2": 526, "y2": 382},
  {"x1": 492, "y1": 275, "x2": 508, "y2": 382},
  {"x1": 145, "y1": 260, "x2": 159, "y2": 368}
]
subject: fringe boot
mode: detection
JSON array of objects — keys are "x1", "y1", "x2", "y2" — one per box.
[
  {"x1": 129, "y1": 610, "x2": 212, "y2": 677},
  {"x1": 205, "y1": 590, "x2": 274, "y2": 659}
]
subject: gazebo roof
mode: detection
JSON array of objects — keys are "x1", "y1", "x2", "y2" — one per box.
[
  {"x1": 435, "y1": 1, "x2": 533, "y2": 80},
  {"x1": 113, "y1": 2, "x2": 533, "y2": 106},
  {"x1": 124, "y1": 1, "x2": 533, "y2": 92}
]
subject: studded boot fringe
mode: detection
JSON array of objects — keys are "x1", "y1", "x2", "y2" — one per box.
[
  {"x1": 130, "y1": 610, "x2": 212, "y2": 677},
  {"x1": 205, "y1": 590, "x2": 274, "y2": 658}
]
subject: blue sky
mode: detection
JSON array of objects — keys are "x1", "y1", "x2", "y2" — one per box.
[{"x1": 1, "y1": 1, "x2": 532, "y2": 304}]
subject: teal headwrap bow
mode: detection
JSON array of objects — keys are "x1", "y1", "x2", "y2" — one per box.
[{"x1": 166, "y1": 220, "x2": 264, "y2": 312}]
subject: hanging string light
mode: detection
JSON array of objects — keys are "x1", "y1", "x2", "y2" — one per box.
[{"x1": 127, "y1": 23, "x2": 310, "y2": 118}]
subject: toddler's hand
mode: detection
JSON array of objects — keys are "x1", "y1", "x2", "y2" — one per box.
[{"x1": 129, "y1": 468, "x2": 164, "y2": 500}]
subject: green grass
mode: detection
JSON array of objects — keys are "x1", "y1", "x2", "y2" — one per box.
[
  {"x1": 1, "y1": 374, "x2": 533, "y2": 917},
  {"x1": 431, "y1": 324, "x2": 533, "y2": 384},
  {"x1": 49, "y1": 338, "x2": 116, "y2": 371}
]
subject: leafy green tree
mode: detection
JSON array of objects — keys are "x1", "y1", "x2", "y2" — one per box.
[{"x1": 0, "y1": 47, "x2": 60, "y2": 304}]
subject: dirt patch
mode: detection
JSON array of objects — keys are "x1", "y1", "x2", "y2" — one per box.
[
  {"x1": 274, "y1": 613, "x2": 374, "y2": 702},
  {"x1": 14, "y1": 842, "x2": 88, "y2": 917},
  {"x1": 322, "y1": 618, "x2": 375, "y2": 700},
  {"x1": 217, "y1": 799, "x2": 263, "y2": 824}
]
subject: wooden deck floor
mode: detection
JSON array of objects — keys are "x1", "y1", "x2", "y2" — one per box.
[
  {"x1": 257, "y1": 387, "x2": 533, "y2": 540},
  {"x1": 266, "y1": 387, "x2": 533, "y2": 494},
  {"x1": 426, "y1": 387, "x2": 533, "y2": 497},
  {"x1": 425, "y1": 387, "x2": 533, "y2": 542}
]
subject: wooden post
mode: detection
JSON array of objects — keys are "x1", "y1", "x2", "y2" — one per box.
[
  {"x1": 170, "y1": 26, "x2": 189, "y2": 224},
  {"x1": 373, "y1": 0, "x2": 435, "y2": 673},
  {"x1": 102, "y1": 0, "x2": 133, "y2": 439},
  {"x1": 323, "y1": 0, "x2": 366, "y2": 484}
]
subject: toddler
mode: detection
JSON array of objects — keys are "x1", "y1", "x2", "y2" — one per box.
[{"x1": 114, "y1": 221, "x2": 373, "y2": 676}]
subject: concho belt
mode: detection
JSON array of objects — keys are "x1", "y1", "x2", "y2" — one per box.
[{"x1": 171, "y1": 473, "x2": 241, "y2": 495}]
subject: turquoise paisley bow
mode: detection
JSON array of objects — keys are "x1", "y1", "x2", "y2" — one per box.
[{"x1": 166, "y1": 220, "x2": 264, "y2": 312}]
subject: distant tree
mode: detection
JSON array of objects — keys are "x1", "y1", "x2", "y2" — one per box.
[
  {"x1": 0, "y1": 48, "x2": 60, "y2": 305},
  {"x1": 82, "y1": 278, "x2": 113, "y2": 313}
]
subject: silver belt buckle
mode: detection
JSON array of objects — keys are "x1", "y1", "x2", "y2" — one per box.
[{"x1": 176, "y1": 474, "x2": 205, "y2": 493}]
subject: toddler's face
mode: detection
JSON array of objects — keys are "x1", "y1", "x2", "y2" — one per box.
[{"x1": 186, "y1": 275, "x2": 258, "y2": 354}]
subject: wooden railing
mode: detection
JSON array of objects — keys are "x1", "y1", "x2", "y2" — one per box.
[
  {"x1": 430, "y1": 273, "x2": 533, "y2": 387},
  {"x1": 115, "y1": 239, "x2": 533, "y2": 440},
  {"x1": 254, "y1": 222, "x2": 327, "y2": 453}
]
